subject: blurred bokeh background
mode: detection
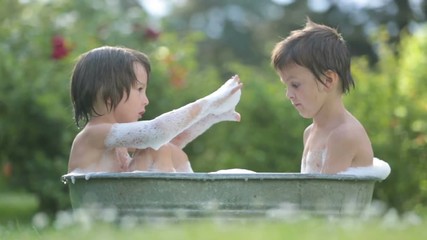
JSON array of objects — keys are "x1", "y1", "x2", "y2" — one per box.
[{"x1": 0, "y1": 0, "x2": 426, "y2": 220}]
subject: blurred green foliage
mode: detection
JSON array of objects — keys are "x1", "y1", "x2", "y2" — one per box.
[
  {"x1": 347, "y1": 29, "x2": 427, "y2": 212},
  {"x1": 0, "y1": 192, "x2": 38, "y2": 223},
  {"x1": 0, "y1": 0, "x2": 426, "y2": 215}
]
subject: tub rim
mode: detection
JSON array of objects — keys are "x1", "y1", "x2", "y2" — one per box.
[{"x1": 61, "y1": 172, "x2": 383, "y2": 183}]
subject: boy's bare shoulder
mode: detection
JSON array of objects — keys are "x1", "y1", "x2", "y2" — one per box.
[
  {"x1": 328, "y1": 118, "x2": 369, "y2": 146},
  {"x1": 75, "y1": 123, "x2": 113, "y2": 149},
  {"x1": 69, "y1": 123, "x2": 114, "y2": 172},
  {"x1": 328, "y1": 116, "x2": 373, "y2": 167}
]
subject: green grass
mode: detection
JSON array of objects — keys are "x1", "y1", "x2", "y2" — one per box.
[
  {"x1": 1, "y1": 215, "x2": 426, "y2": 240},
  {"x1": 0, "y1": 192, "x2": 39, "y2": 224},
  {"x1": 0, "y1": 192, "x2": 426, "y2": 240}
]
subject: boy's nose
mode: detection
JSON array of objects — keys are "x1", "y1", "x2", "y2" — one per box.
[
  {"x1": 143, "y1": 96, "x2": 149, "y2": 106},
  {"x1": 286, "y1": 89, "x2": 293, "y2": 99}
]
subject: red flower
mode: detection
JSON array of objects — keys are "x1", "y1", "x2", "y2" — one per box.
[
  {"x1": 144, "y1": 27, "x2": 160, "y2": 41},
  {"x1": 2, "y1": 162, "x2": 12, "y2": 177},
  {"x1": 169, "y1": 65, "x2": 187, "y2": 88},
  {"x1": 51, "y1": 35, "x2": 69, "y2": 60}
]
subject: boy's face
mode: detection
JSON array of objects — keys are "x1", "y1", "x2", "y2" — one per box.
[
  {"x1": 114, "y1": 63, "x2": 149, "y2": 123},
  {"x1": 279, "y1": 64, "x2": 328, "y2": 119}
]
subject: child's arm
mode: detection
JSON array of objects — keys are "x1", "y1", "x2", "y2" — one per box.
[
  {"x1": 170, "y1": 110, "x2": 240, "y2": 149},
  {"x1": 322, "y1": 124, "x2": 373, "y2": 174},
  {"x1": 321, "y1": 128, "x2": 356, "y2": 174},
  {"x1": 105, "y1": 76, "x2": 242, "y2": 150}
]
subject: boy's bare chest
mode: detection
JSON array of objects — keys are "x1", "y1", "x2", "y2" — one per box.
[
  {"x1": 302, "y1": 130, "x2": 329, "y2": 173},
  {"x1": 305, "y1": 130, "x2": 329, "y2": 151}
]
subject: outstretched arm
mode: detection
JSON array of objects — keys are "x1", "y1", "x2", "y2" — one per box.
[
  {"x1": 171, "y1": 110, "x2": 240, "y2": 149},
  {"x1": 105, "y1": 75, "x2": 242, "y2": 150}
]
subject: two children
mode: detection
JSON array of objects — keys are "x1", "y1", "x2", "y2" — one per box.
[
  {"x1": 68, "y1": 46, "x2": 242, "y2": 173},
  {"x1": 69, "y1": 19, "x2": 374, "y2": 175}
]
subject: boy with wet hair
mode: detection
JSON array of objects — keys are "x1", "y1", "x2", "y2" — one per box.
[
  {"x1": 271, "y1": 19, "x2": 373, "y2": 174},
  {"x1": 69, "y1": 46, "x2": 242, "y2": 173}
]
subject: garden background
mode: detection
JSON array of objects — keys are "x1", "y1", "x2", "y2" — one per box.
[{"x1": 0, "y1": 0, "x2": 426, "y2": 222}]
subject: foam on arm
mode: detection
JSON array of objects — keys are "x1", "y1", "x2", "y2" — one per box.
[
  {"x1": 171, "y1": 111, "x2": 240, "y2": 148},
  {"x1": 105, "y1": 103, "x2": 203, "y2": 150},
  {"x1": 105, "y1": 75, "x2": 242, "y2": 150}
]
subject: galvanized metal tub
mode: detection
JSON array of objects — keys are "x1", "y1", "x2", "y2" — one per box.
[{"x1": 61, "y1": 172, "x2": 381, "y2": 218}]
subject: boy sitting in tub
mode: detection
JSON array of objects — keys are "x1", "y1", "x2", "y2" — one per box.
[
  {"x1": 271, "y1": 19, "x2": 374, "y2": 174},
  {"x1": 68, "y1": 46, "x2": 242, "y2": 173}
]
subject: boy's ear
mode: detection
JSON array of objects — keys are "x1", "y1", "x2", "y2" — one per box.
[
  {"x1": 323, "y1": 70, "x2": 339, "y2": 91},
  {"x1": 105, "y1": 98, "x2": 113, "y2": 111}
]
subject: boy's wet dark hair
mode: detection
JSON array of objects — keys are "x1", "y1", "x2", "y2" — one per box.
[
  {"x1": 71, "y1": 46, "x2": 151, "y2": 128},
  {"x1": 271, "y1": 18, "x2": 354, "y2": 94}
]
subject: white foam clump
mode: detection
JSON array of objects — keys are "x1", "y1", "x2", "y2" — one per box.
[
  {"x1": 338, "y1": 158, "x2": 391, "y2": 180},
  {"x1": 209, "y1": 168, "x2": 256, "y2": 174},
  {"x1": 204, "y1": 75, "x2": 241, "y2": 115}
]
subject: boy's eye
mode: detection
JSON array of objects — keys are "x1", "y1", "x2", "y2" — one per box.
[{"x1": 291, "y1": 83, "x2": 300, "y2": 88}]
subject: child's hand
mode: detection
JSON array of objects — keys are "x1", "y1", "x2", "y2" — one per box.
[
  {"x1": 203, "y1": 75, "x2": 242, "y2": 115},
  {"x1": 216, "y1": 110, "x2": 241, "y2": 122}
]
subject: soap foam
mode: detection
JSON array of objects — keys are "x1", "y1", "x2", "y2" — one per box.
[
  {"x1": 63, "y1": 169, "x2": 110, "y2": 184},
  {"x1": 338, "y1": 158, "x2": 391, "y2": 180},
  {"x1": 209, "y1": 168, "x2": 256, "y2": 174},
  {"x1": 204, "y1": 76, "x2": 241, "y2": 115},
  {"x1": 104, "y1": 76, "x2": 241, "y2": 151}
]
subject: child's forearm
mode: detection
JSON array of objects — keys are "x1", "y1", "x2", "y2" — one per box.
[
  {"x1": 105, "y1": 76, "x2": 242, "y2": 150},
  {"x1": 171, "y1": 111, "x2": 240, "y2": 149},
  {"x1": 105, "y1": 101, "x2": 206, "y2": 150}
]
